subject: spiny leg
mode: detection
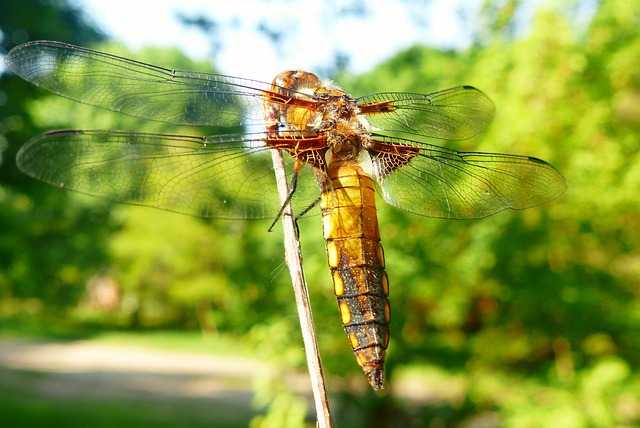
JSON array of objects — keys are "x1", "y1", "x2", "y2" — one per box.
[{"x1": 268, "y1": 158, "x2": 302, "y2": 233}]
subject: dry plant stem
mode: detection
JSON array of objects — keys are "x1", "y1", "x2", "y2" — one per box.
[{"x1": 270, "y1": 149, "x2": 333, "y2": 428}]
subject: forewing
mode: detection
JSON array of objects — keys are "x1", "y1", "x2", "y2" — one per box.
[
  {"x1": 372, "y1": 137, "x2": 567, "y2": 219},
  {"x1": 16, "y1": 130, "x2": 321, "y2": 219},
  {"x1": 358, "y1": 86, "x2": 495, "y2": 140},
  {"x1": 4, "y1": 41, "x2": 278, "y2": 128}
]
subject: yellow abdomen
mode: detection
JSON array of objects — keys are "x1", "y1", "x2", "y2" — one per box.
[{"x1": 320, "y1": 162, "x2": 390, "y2": 390}]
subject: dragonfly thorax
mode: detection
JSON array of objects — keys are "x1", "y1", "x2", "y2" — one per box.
[{"x1": 271, "y1": 71, "x2": 368, "y2": 144}]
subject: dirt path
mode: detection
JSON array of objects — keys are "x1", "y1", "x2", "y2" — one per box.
[{"x1": 0, "y1": 339, "x2": 304, "y2": 403}]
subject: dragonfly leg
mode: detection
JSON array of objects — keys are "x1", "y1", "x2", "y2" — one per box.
[
  {"x1": 296, "y1": 195, "x2": 321, "y2": 220},
  {"x1": 268, "y1": 158, "x2": 302, "y2": 232}
]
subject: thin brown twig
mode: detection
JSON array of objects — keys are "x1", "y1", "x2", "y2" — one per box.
[{"x1": 270, "y1": 149, "x2": 333, "y2": 428}]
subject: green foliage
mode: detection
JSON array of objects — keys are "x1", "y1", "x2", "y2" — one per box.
[
  {"x1": 2, "y1": 0, "x2": 640, "y2": 426},
  {"x1": 1, "y1": 0, "x2": 108, "y2": 323},
  {"x1": 335, "y1": 0, "x2": 640, "y2": 426},
  {"x1": 250, "y1": 371, "x2": 311, "y2": 428}
]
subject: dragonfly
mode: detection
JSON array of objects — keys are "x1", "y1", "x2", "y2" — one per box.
[{"x1": 5, "y1": 41, "x2": 566, "y2": 390}]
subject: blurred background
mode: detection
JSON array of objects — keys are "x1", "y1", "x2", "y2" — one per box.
[{"x1": 1, "y1": 0, "x2": 639, "y2": 427}]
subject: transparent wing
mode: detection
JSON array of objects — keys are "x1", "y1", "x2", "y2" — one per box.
[
  {"x1": 16, "y1": 130, "x2": 321, "y2": 219},
  {"x1": 371, "y1": 137, "x2": 566, "y2": 219},
  {"x1": 357, "y1": 86, "x2": 495, "y2": 140},
  {"x1": 4, "y1": 41, "x2": 283, "y2": 128}
]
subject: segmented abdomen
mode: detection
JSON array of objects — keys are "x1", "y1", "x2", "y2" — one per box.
[{"x1": 320, "y1": 163, "x2": 390, "y2": 390}]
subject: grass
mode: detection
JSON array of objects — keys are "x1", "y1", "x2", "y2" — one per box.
[
  {"x1": 0, "y1": 309, "x2": 256, "y2": 356},
  {"x1": 0, "y1": 370, "x2": 254, "y2": 428}
]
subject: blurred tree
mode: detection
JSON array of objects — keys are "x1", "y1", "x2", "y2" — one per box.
[{"x1": 0, "y1": 0, "x2": 106, "y2": 323}]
